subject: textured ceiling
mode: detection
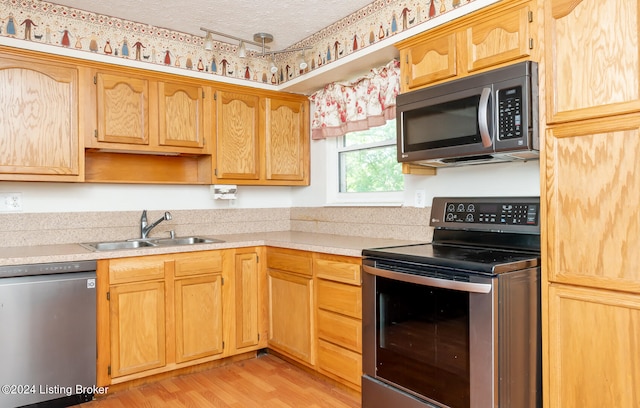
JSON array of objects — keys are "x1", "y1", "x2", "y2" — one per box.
[{"x1": 48, "y1": 0, "x2": 376, "y2": 51}]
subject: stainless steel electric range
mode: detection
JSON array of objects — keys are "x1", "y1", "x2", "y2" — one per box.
[{"x1": 361, "y1": 196, "x2": 542, "y2": 408}]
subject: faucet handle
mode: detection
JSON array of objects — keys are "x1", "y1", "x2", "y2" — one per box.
[
  {"x1": 168, "y1": 230, "x2": 175, "y2": 239},
  {"x1": 141, "y1": 209, "x2": 148, "y2": 222}
]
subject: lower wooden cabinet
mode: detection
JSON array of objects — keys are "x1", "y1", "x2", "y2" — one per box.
[
  {"x1": 313, "y1": 253, "x2": 363, "y2": 391},
  {"x1": 546, "y1": 283, "x2": 640, "y2": 408},
  {"x1": 267, "y1": 248, "x2": 315, "y2": 366},
  {"x1": 97, "y1": 250, "x2": 229, "y2": 385},
  {"x1": 109, "y1": 280, "x2": 166, "y2": 378},
  {"x1": 174, "y1": 274, "x2": 223, "y2": 363},
  {"x1": 97, "y1": 246, "x2": 362, "y2": 392},
  {"x1": 231, "y1": 247, "x2": 268, "y2": 354}
]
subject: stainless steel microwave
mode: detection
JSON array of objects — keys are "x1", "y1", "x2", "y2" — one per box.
[{"x1": 396, "y1": 61, "x2": 539, "y2": 167}]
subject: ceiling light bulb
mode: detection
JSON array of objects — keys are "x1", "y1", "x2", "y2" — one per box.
[
  {"x1": 204, "y1": 32, "x2": 213, "y2": 51},
  {"x1": 297, "y1": 53, "x2": 307, "y2": 70},
  {"x1": 238, "y1": 41, "x2": 246, "y2": 58},
  {"x1": 270, "y1": 61, "x2": 278, "y2": 74}
]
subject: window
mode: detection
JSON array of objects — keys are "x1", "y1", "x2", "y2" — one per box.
[{"x1": 327, "y1": 119, "x2": 404, "y2": 205}]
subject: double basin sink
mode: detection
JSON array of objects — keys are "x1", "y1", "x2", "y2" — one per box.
[{"x1": 81, "y1": 236, "x2": 223, "y2": 251}]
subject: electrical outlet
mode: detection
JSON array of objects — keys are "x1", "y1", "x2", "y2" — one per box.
[
  {"x1": 414, "y1": 190, "x2": 426, "y2": 208},
  {"x1": 0, "y1": 193, "x2": 23, "y2": 212}
]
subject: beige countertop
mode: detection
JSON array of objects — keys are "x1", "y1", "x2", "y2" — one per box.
[{"x1": 0, "y1": 231, "x2": 426, "y2": 267}]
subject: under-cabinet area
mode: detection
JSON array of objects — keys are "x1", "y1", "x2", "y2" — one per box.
[
  {"x1": 94, "y1": 245, "x2": 362, "y2": 392},
  {"x1": 0, "y1": 46, "x2": 310, "y2": 186}
]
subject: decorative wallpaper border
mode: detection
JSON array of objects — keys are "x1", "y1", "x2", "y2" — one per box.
[{"x1": 1, "y1": 0, "x2": 477, "y2": 85}]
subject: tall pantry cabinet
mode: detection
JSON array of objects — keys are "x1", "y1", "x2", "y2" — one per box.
[{"x1": 541, "y1": 0, "x2": 640, "y2": 407}]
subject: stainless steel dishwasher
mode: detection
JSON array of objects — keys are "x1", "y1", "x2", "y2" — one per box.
[{"x1": 0, "y1": 261, "x2": 97, "y2": 408}]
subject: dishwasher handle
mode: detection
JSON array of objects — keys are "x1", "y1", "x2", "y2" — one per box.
[{"x1": 363, "y1": 264, "x2": 492, "y2": 294}]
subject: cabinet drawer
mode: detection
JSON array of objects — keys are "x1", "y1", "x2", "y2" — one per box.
[
  {"x1": 317, "y1": 309, "x2": 361, "y2": 352},
  {"x1": 109, "y1": 256, "x2": 166, "y2": 284},
  {"x1": 317, "y1": 339, "x2": 362, "y2": 387},
  {"x1": 317, "y1": 279, "x2": 362, "y2": 319},
  {"x1": 267, "y1": 248, "x2": 312, "y2": 277},
  {"x1": 313, "y1": 255, "x2": 361, "y2": 285},
  {"x1": 174, "y1": 251, "x2": 223, "y2": 277}
]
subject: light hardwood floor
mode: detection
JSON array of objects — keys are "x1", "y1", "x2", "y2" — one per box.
[{"x1": 77, "y1": 354, "x2": 360, "y2": 408}]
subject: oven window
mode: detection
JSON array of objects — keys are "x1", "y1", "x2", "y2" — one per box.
[{"x1": 376, "y1": 276, "x2": 470, "y2": 408}]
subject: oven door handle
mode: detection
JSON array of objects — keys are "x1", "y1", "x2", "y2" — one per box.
[{"x1": 363, "y1": 265, "x2": 492, "y2": 294}]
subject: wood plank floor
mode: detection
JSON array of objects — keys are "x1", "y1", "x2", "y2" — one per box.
[{"x1": 77, "y1": 354, "x2": 360, "y2": 408}]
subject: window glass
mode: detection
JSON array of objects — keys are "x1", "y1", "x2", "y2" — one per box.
[{"x1": 335, "y1": 119, "x2": 404, "y2": 195}]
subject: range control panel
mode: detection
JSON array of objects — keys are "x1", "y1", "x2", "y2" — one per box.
[{"x1": 431, "y1": 197, "x2": 540, "y2": 233}]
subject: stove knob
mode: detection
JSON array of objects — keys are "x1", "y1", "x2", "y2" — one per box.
[{"x1": 465, "y1": 214, "x2": 474, "y2": 222}]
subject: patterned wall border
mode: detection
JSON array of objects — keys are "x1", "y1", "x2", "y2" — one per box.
[{"x1": 1, "y1": 0, "x2": 477, "y2": 85}]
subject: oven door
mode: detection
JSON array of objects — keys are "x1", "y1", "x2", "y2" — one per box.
[{"x1": 362, "y1": 262, "x2": 497, "y2": 408}]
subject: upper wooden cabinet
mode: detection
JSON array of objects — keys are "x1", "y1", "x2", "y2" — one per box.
[
  {"x1": 95, "y1": 72, "x2": 149, "y2": 145},
  {"x1": 265, "y1": 97, "x2": 309, "y2": 183},
  {"x1": 158, "y1": 82, "x2": 206, "y2": 149},
  {"x1": 396, "y1": 0, "x2": 536, "y2": 92},
  {"x1": 82, "y1": 67, "x2": 214, "y2": 184},
  {"x1": 0, "y1": 48, "x2": 82, "y2": 182},
  {"x1": 87, "y1": 69, "x2": 211, "y2": 154},
  {"x1": 214, "y1": 89, "x2": 310, "y2": 186},
  {"x1": 544, "y1": 0, "x2": 640, "y2": 123},
  {"x1": 214, "y1": 89, "x2": 261, "y2": 181}
]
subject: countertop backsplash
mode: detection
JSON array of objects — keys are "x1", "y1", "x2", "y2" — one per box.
[{"x1": 0, "y1": 206, "x2": 433, "y2": 248}]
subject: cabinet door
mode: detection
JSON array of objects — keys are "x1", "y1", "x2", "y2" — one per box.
[
  {"x1": 268, "y1": 269, "x2": 314, "y2": 365},
  {"x1": 158, "y1": 82, "x2": 205, "y2": 149},
  {"x1": 174, "y1": 274, "x2": 223, "y2": 363},
  {"x1": 0, "y1": 54, "x2": 80, "y2": 179},
  {"x1": 465, "y1": 2, "x2": 533, "y2": 73},
  {"x1": 545, "y1": 0, "x2": 640, "y2": 123},
  {"x1": 234, "y1": 251, "x2": 264, "y2": 351},
  {"x1": 215, "y1": 90, "x2": 260, "y2": 180},
  {"x1": 545, "y1": 114, "x2": 640, "y2": 293},
  {"x1": 110, "y1": 281, "x2": 166, "y2": 378},
  {"x1": 265, "y1": 98, "x2": 308, "y2": 183},
  {"x1": 400, "y1": 30, "x2": 457, "y2": 91},
  {"x1": 96, "y1": 72, "x2": 150, "y2": 145},
  {"x1": 547, "y1": 284, "x2": 640, "y2": 408}
]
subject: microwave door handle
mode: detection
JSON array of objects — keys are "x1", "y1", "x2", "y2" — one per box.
[
  {"x1": 363, "y1": 265, "x2": 492, "y2": 294},
  {"x1": 478, "y1": 87, "x2": 493, "y2": 148}
]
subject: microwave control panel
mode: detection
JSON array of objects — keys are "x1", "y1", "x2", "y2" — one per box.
[
  {"x1": 443, "y1": 201, "x2": 538, "y2": 226},
  {"x1": 497, "y1": 86, "x2": 523, "y2": 140}
]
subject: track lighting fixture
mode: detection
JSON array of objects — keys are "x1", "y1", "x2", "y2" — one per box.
[{"x1": 200, "y1": 28, "x2": 311, "y2": 59}]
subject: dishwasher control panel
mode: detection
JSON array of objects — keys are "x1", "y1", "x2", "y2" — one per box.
[{"x1": 0, "y1": 260, "x2": 97, "y2": 278}]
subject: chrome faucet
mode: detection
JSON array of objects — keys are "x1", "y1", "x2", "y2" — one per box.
[{"x1": 140, "y1": 210, "x2": 172, "y2": 239}]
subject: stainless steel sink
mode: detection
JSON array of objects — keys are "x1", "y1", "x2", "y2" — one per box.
[
  {"x1": 80, "y1": 236, "x2": 223, "y2": 251},
  {"x1": 152, "y1": 236, "x2": 220, "y2": 246}
]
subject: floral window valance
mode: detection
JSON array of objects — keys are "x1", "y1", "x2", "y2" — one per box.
[{"x1": 309, "y1": 59, "x2": 400, "y2": 140}]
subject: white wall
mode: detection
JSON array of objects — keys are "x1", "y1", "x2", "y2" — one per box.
[
  {"x1": 0, "y1": 138, "x2": 539, "y2": 213},
  {"x1": 0, "y1": 182, "x2": 293, "y2": 213},
  {"x1": 290, "y1": 138, "x2": 540, "y2": 208}
]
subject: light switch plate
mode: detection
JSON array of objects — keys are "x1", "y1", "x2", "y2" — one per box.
[{"x1": 414, "y1": 190, "x2": 426, "y2": 208}]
